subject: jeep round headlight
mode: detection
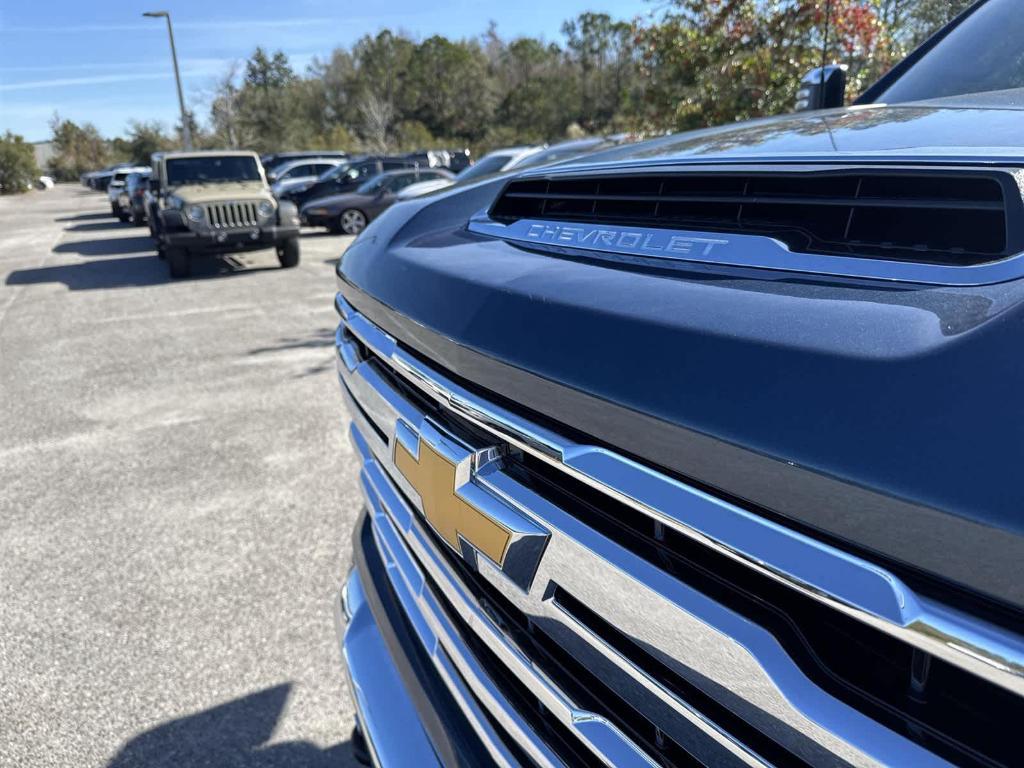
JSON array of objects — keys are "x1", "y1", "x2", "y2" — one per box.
[
  {"x1": 186, "y1": 204, "x2": 204, "y2": 222},
  {"x1": 257, "y1": 200, "x2": 275, "y2": 218}
]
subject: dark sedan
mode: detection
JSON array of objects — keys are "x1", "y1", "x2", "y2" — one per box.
[{"x1": 300, "y1": 168, "x2": 453, "y2": 234}]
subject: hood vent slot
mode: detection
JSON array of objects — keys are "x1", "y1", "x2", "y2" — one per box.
[{"x1": 490, "y1": 170, "x2": 1023, "y2": 266}]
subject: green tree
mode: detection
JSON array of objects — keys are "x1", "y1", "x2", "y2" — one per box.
[
  {"x1": 235, "y1": 47, "x2": 300, "y2": 153},
  {"x1": 562, "y1": 13, "x2": 640, "y2": 131},
  {"x1": 47, "y1": 114, "x2": 110, "y2": 181},
  {"x1": 402, "y1": 36, "x2": 496, "y2": 142},
  {"x1": 494, "y1": 37, "x2": 577, "y2": 141},
  {"x1": 393, "y1": 120, "x2": 436, "y2": 152},
  {"x1": 0, "y1": 132, "x2": 39, "y2": 194},
  {"x1": 633, "y1": 0, "x2": 892, "y2": 132},
  {"x1": 126, "y1": 120, "x2": 172, "y2": 165}
]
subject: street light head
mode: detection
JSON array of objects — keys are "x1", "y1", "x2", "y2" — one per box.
[{"x1": 142, "y1": 11, "x2": 169, "y2": 17}]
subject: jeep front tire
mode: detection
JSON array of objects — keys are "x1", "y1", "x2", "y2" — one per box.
[
  {"x1": 277, "y1": 237, "x2": 300, "y2": 268},
  {"x1": 167, "y1": 247, "x2": 190, "y2": 278}
]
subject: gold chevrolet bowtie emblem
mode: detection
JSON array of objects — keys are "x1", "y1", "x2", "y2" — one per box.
[
  {"x1": 391, "y1": 418, "x2": 549, "y2": 589},
  {"x1": 394, "y1": 435, "x2": 512, "y2": 566}
]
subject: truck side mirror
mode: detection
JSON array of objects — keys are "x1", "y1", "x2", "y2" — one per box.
[{"x1": 795, "y1": 65, "x2": 846, "y2": 111}]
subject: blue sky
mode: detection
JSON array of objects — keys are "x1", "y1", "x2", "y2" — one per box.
[{"x1": 0, "y1": 0, "x2": 653, "y2": 142}]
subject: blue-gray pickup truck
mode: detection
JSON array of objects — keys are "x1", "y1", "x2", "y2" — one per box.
[{"x1": 333, "y1": 1, "x2": 1024, "y2": 765}]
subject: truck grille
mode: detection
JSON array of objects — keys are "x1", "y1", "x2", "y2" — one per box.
[
  {"x1": 204, "y1": 201, "x2": 260, "y2": 229},
  {"x1": 487, "y1": 167, "x2": 1024, "y2": 268},
  {"x1": 336, "y1": 292, "x2": 1024, "y2": 768}
]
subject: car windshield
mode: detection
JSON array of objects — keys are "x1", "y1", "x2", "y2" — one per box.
[
  {"x1": 874, "y1": 0, "x2": 1024, "y2": 105},
  {"x1": 454, "y1": 153, "x2": 514, "y2": 182},
  {"x1": 165, "y1": 156, "x2": 261, "y2": 185}
]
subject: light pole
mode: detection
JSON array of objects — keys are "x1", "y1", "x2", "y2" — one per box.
[{"x1": 143, "y1": 11, "x2": 192, "y2": 150}]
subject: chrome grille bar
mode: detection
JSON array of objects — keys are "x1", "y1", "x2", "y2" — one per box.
[
  {"x1": 335, "y1": 293, "x2": 1024, "y2": 700},
  {"x1": 334, "y1": 297, "x2": 1001, "y2": 767}
]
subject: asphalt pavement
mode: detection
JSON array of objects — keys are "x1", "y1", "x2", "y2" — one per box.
[{"x1": 0, "y1": 185, "x2": 363, "y2": 767}]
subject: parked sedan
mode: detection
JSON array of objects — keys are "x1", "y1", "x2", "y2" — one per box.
[{"x1": 301, "y1": 168, "x2": 454, "y2": 234}]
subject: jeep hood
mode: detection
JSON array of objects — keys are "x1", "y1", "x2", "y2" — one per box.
[
  {"x1": 168, "y1": 181, "x2": 272, "y2": 203},
  {"x1": 564, "y1": 103, "x2": 1024, "y2": 169}
]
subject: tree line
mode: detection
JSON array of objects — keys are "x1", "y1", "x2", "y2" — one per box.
[{"x1": 2, "y1": 0, "x2": 972, "y2": 188}]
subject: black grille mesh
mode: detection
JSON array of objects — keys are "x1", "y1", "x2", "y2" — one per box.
[{"x1": 490, "y1": 170, "x2": 1021, "y2": 266}]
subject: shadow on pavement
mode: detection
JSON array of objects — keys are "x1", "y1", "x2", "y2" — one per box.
[
  {"x1": 105, "y1": 684, "x2": 359, "y2": 768},
  {"x1": 6, "y1": 253, "x2": 278, "y2": 290},
  {"x1": 65, "y1": 220, "x2": 133, "y2": 233},
  {"x1": 55, "y1": 212, "x2": 109, "y2": 222},
  {"x1": 52, "y1": 236, "x2": 155, "y2": 257},
  {"x1": 249, "y1": 328, "x2": 336, "y2": 355},
  {"x1": 249, "y1": 328, "x2": 337, "y2": 378}
]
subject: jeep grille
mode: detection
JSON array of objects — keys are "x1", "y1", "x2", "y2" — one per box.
[{"x1": 204, "y1": 201, "x2": 260, "y2": 229}]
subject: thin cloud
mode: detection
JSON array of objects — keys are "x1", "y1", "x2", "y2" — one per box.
[
  {"x1": 0, "y1": 61, "x2": 231, "y2": 92},
  {"x1": 0, "y1": 17, "x2": 342, "y2": 34}
]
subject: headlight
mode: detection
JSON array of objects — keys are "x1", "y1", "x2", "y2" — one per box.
[
  {"x1": 257, "y1": 200, "x2": 275, "y2": 218},
  {"x1": 186, "y1": 204, "x2": 204, "y2": 222}
]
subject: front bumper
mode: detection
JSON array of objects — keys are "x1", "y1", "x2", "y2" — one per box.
[
  {"x1": 332, "y1": 292, "x2": 1024, "y2": 768},
  {"x1": 337, "y1": 528, "x2": 441, "y2": 767},
  {"x1": 162, "y1": 223, "x2": 299, "y2": 253}
]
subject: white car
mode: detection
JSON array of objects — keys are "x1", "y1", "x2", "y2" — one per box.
[
  {"x1": 268, "y1": 158, "x2": 345, "y2": 198},
  {"x1": 395, "y1": 177, "x2": 458, "y2": 201}
]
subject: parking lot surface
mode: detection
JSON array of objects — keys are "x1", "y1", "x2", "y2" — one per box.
[{"x1": 0, "y1": 185, "x2": 362, "y2": 767}]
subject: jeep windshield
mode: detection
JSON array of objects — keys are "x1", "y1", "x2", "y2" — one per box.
[
  {"x1": 872, "y1": 0, "x2": 1024, "y2": 106},
  {"x1": 165, "y1": 156, "x2": 262, "y2": 186}
]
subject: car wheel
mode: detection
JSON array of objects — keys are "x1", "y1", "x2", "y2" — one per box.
[
  {"x1": 131, "y1": 209, "x2": 145, "y2": 226},
  {"x1": 277, "y1": 237, "x2": 300, "y2": 268},
  {"x1": 167, "y1": 247, "x2": 190, "y2": 278},
  {"x1": 338, "y1": 209, "x2": 367, "y2": 235},
  {"x1": 117, "y1": 210, "x2": 130, "y2": 223},
  {"x1": 110, "y1": 203, "x2": 119, "y2": 217}
]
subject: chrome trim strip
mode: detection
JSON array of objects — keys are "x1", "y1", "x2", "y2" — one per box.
[
  {"x1": 467, "y1": 214, "x2": 1024, "y2": 286},
  {"x1": 340, "y1": 328, "x2": 952, "y2": 767},
  {"x1": 336, "y1": 293, "x2": 1024, "y2": 700},
  {"x1": 336, "y1": 569, "x2": 442, "y2": 768}
]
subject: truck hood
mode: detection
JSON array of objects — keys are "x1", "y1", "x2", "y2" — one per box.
[
  {"x1": 562, "y1": 103, "x2": 1024, "y2": 169},
  {"x1": 168, "y1": 181, "x2": 272, "y2": 203},
  {"x1": 338, "y1": 103, "x2": 1024, "y2": 616}
]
